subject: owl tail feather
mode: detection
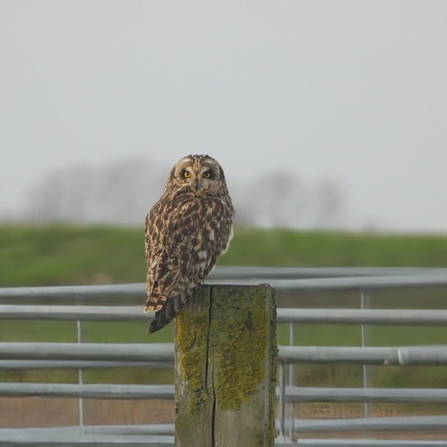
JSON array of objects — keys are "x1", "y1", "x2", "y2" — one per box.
[
  {"x1": 143, "y1": 294, "x2": 166, "y2": 314},
  {"x1": 147, "y1": 294, "x2": 185, "y2": 334}
]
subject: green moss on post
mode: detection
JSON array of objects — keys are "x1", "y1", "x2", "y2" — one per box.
[
  {"x1": 211, "y1": 285, "x2": 272, "y2": 409},
  {"x1": 174, "y1": 285, "x2": 214, "y2": 445},
  {"x1": 175, "y1": 286, "x2": 210, "y2": 414},
  {"x1": 174, "y1": 284, "x2": 277, "y2": 447}
]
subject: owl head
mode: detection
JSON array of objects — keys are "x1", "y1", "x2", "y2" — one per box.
[{"x1": 164, "y1": 155, "x2": 229, "y2": 196}]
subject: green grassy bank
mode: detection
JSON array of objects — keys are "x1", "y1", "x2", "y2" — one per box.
[{"x1": 2, "y1": 224, "x2": 447, "y2": 287}]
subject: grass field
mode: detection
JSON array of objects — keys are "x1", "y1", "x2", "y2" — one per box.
[
  {"x1": 1, "y1": 224, "x2": 447, "y2": 390},
  {"x1": 2, "y1": 224, "x2": 447, "y2": 287}
]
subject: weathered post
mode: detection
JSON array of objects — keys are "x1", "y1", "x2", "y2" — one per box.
[{"x1": 175, "y1": 284, "x2": 277, "y2": 447}]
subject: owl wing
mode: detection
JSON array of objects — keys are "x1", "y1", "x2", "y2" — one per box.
[
  {"x1": 144, "y1": 198, "x2": 197, "y2": 310},
  {"x1": 144, "y1": 196, "x2": 233, "y2": 332}
]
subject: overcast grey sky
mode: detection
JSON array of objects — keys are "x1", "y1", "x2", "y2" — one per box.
[{"x1": 1, "y1": 1, "x2": 447, "y2": 232}]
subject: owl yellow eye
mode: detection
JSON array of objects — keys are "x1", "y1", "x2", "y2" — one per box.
[
  {"x1": 183, "y1": 170, "x2": 191, "y2": 178},
  {"x1": 202, "y1": 171, "x2": 212, "y2": 179}
]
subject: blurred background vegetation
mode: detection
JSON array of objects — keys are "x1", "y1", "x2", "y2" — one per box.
[{"x1": 2, "y1": 224, "x2": 447, "y2": 287}]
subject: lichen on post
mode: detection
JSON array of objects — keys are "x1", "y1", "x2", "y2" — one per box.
[{"x1": 174, "y1": 284, "x2": 277, "y2": 447}]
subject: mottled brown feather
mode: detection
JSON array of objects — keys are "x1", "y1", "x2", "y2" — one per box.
[{"x1": 144, "y1": 155, "x2": 234, "y2": 333}]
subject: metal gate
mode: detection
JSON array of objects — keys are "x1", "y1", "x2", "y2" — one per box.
[{"x1": 1, "y1": 266, "x2": 447, "y2": 446}]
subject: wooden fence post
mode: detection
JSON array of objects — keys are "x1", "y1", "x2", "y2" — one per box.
[{"x1": 174, "y1": 284, "x2": 277, "y2": 447}]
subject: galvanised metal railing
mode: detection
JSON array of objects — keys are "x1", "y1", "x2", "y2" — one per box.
[{"x1": 1, "y1": 266, "x2": 447, "y2": 446}]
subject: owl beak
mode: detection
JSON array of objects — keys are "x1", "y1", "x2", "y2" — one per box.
[{"x1": 194, "y1": 179, "x2": 200, "y2": 191}]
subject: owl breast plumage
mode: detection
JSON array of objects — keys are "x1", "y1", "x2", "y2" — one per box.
[{"x1": 144, "y1": 155, "x2": 235, "y2": 334}]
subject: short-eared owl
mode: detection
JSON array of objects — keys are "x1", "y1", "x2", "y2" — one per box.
[{"x1": 144, "y1": 155, "x2": 235, "y2": 333}]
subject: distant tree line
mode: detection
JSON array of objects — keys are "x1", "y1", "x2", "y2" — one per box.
[{"x1": 24, "y1": 158, "x2": 345, "y2": 229}]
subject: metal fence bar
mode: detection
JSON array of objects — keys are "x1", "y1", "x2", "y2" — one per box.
[
  {"x1": 278, "y1": 363, "x2": 286, "y2": 438},
  {"x1": 287, "y1": 322, "x2": 295, "y2": 439},
  {"x1": 0, "y1": 437, "x2": 444, "y2": 447},
  {"x1": 0, "y1": 342, "x2": 174, "y2": 362},
  {"x1": 360, "y1": 290, "x2": 371, "y2": 419},
  {"x1": 0, "y1": 383, "x2": 174, "y2": 399},
  {"x1": 3, "y1": 343, "x2": 447, "y2": 365},
  {"x1": 5, "y1": 306, "x2": 447, "y2": 325},
  {"x1": 293, "y1": 415, "x2": 447, "y2": 431},
  {"x1": 5, "y1": 382, "x2": 447, "y2": 403},
  {"x1": 76, "y1": 319, "x2": 84, "y2": 427},
  {"x1": 2, "y1": 414, "x2": 447, "y2": 436},
  {"x1": 0, "y1": 425, "x2": 175, "y2": 436},
  {"x1": 276, "y1": 308, "x2": 447, "y2": 325},
  {"x1": 0, "y1": 439, "x2": 325, "y2": 447},
  {"x1": 282, "y1": 386, "x2": 447, "y2": 403},
  {"x1": 294, "y1": 441, "x2": 447, "y2": 446},
  {"x1": 0, "y1": 305, "x2": 150, "y2": 320},
  {"x1": 278, "y1": 345, "x2": 447, "y2": 365},
  {"x1": 3, "y1": 273, "x2": 447, "y2": 305},
  {"x1": 208, "y1": 266, "x2": 447, "y2": 280},
  {"x1": 260, "y1": 274, "x2": 447, "y2": 291},
  {"x1": 0, "y1": 428, "x2": 176, "y2": 446},
  {"x1": 0, "y1": 283, "x2": 145, "y2": 305},
  {"x1": 0, "y1": 440, "x2": 173, "y2": 447},
  {"x1": 0, "y1": 360, "x2": 170, "y2": 369}
]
